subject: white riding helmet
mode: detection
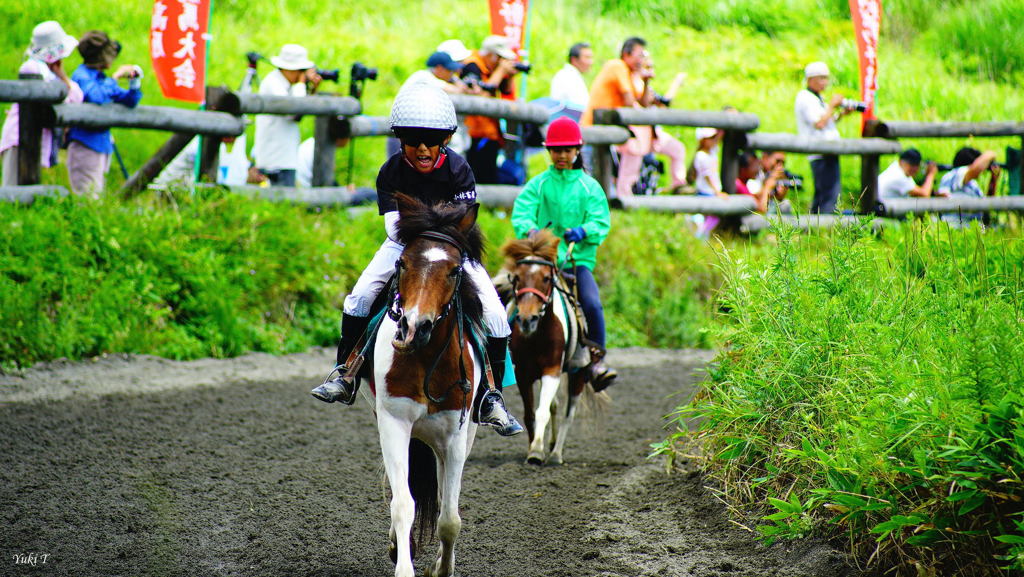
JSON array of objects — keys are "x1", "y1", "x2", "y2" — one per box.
[{"x1": 389, "y1": 82, "x2": 458, "y2": 132}]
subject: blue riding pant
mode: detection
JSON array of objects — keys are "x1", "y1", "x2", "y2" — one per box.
[{"x1": 571, "y1": 266, "x2": 606, "y2": 348}]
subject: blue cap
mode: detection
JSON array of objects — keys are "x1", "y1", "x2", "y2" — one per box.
[{"x1": 426, "y1": 51, "x2": 462, "y2": 71}]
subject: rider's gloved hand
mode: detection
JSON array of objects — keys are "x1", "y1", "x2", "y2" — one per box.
[{"x1": 563, "y1": 227, "x2": 586, "y2": 243}]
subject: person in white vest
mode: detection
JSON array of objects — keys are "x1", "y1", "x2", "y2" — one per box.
[{"x1": 253, "y1": 44, "x2": 321, "y2": 187}]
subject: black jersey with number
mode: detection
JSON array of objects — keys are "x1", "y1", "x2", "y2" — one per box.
[{"x1": 376, "y1": 149, "x2": 477, "y2": 215}]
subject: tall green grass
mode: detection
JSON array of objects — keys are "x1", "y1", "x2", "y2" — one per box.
[
  {"x1": 661, "y1": 221, "x2": 1024, "y2": 574},
  {"x1": 0, "y1": 193, "x2": 722, "y2": 368}
]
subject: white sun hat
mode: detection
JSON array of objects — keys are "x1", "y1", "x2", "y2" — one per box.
[
  {"x1": 28, "y1": 21, "x2": 77, "y2": 64},
  {"x1": 270, "y1": 44, "x2": 314, "y2": 71}
]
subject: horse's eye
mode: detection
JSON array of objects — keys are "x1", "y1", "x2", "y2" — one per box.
[
  {"x1": 544, "y1": 275, "x2": 552, "y2": 283},
  {"x1": 449, "y1": 266, "x2": 462, "y2": 278}
]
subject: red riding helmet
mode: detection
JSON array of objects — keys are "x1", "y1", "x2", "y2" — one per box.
[{"x1": 544, "y1": 116, "x2": 584, "y2": 147}]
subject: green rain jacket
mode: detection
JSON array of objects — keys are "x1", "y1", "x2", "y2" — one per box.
[{"x1": 511, "y1": 166, "x2": 611, "y2": 270}]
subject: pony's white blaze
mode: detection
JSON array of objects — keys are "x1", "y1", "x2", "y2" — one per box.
[{"x1": 423, "y1": 247, "x2": 450, "y2": 263}]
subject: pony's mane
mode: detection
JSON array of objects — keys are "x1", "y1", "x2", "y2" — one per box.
[
  {"x1": 393, "y1": 193, "x2": 484, "y2": 263},
  {"x1": 502, "y1": 229, "x2": 560, "y2": 268}
]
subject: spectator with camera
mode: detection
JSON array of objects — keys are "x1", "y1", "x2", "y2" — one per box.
[
  {"x1": 252, "y1": 44, "x2": 321, "y2": 187},
  {"x1": 794, "y1": 61, "x2": 856, "y2": 213},
  {"x1": 616, "y1": 50, "x2": 687, "y2": 196},
  {"x1": 582, "y1": 37, "x2": 655, "y2": 198},
  {"x1": 939, "y1": 147, "x2": 1001, "y2": 227},
  {"x1": 877, "y1": 148, "x2": 942, "y2": 201},
  {"x1": 549, "y1": 42, "x2": 593, "y2": 113},
  {"x1": 1, "y1": 21, "x2": 83, "y2": 187},
  {"x1": 582, "y1": 37, "x2": 652, "y2": 127},
  {"x1": 460, "y1": 35, "x2": 523, "y2": 184},
  {"x1": 66, "y1": 30, "x2": 142, "y2": 195}
]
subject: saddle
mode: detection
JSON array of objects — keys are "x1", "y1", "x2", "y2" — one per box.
[{"x1": 343, "y1": 277, "x2": 496, "y2": 399}]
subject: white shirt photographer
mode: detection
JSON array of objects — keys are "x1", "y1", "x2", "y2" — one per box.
[
  {"x1": 877, "y1": 160, "x2": 917, "y2": 200},
  {"x1": 253, "y1": 69, "x2": 306, "y2": 171},
  {"x1": 794, "y1": 89, "x2": 839, "y2": 161}
]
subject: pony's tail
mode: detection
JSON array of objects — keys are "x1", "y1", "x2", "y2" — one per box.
[
  {"x1": 576, "y1": 380, "x2": 612, "y2": 434},
  {"x1": 408, "y1": 438, "x2": 439, "y2": 549}
]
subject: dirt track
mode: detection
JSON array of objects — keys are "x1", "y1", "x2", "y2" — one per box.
[{"x1": 1, "y1": 348, "x2": 865, "y2": 577}]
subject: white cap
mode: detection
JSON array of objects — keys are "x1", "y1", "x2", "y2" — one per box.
[
  {"x1": 270, "y1": 44, "x2": 314, "y2": 71},
  {"x1": 481, "y1": 35, "x2": 517, "y2": 60},
  {"x1": 804, "y1": 61, "x2": 830, "y2": 79},
  {"x1": 695, "y1": 127, "x2": 718, "y2": 141},
  {"x1": 437, "y1": 39, "x2": 471, "y2": 62}
]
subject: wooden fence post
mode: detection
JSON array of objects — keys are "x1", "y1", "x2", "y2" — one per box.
[
  {"x1": 860, "y1": 154, "x2": 880, "y2": 215},
  {"x1": 720, "y1": 129, "x2": 741, "y2": 195},
  {"x1": 199, "y1": 87, "x2": 239, "y2": 182},
  {"x1": 16, "y1": 73, "x2": 48, "y2": 186},
  {"x1": 312, "y1": 113, "x2": 337, "y2": 187}
]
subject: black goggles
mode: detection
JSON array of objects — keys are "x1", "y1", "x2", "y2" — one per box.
[{"x1": 394, "y1": 128, "x2": 451, "y2": 148}]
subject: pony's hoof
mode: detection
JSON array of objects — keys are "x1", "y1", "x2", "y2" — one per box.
[
  {"x1": 526, "y1": 452, "x2": 544, "y2": 465},
  {"x1": 547, "y1": 453, "x2": 564, "y2": 466}
]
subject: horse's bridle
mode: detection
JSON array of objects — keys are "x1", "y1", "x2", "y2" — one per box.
[
  {"x1": 387, "y1": 230, "x2": 472, "y2": 412},
  {"x1": 513, "y1": 257, "x2": 557, "y2": 318},
  {"x1": 388, "y1": 231, "x2": 465, "y2": 324}
]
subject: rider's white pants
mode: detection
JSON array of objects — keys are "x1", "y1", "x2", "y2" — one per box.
[{"x1": 343, "y1": 238, "x2": 511, "y2": 338}]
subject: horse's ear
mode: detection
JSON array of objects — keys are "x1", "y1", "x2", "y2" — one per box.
[
  {"x1": 457, "y1": 202, "x2": 480, "y2": 233},
  {"x1": 393, "y1": 192, "x2": 415, "y2": 215}
]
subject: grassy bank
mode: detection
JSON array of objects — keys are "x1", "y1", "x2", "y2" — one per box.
[
  {"x1": 0, "y1": 191, "x2": 721, "y2": 368},
  {"x1": 660, "y1": 222, "x2": 1024, "y2": 575},
  {"x1": 2, "y1": 1, "x2": 1021, "y2": 208}
]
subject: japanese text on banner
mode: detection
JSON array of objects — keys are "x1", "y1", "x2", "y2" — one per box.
[{"x1": 150, "y1": 0, "x2": 210, "y2": 103}]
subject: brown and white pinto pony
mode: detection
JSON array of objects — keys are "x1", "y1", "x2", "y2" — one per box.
[
  {"x1": 369, "y1": 193, "x2": 485, "y2": 577},
  {"x1": 503, "y1": 230, "x2": 597, "y2": 465}
]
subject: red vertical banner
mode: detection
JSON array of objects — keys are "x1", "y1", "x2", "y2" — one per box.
[
  {"x1": 150, "y1": 0, "x2": 210, "y2": 103},
  {"x1": 489, "y1": 0, "x2": 529, "y2": 55},
  {"x1": 849, "y1": 0, "x2": 881, "y2": 132}
]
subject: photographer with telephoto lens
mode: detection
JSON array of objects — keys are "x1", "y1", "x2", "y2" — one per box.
[
  {"x1": 253, "y1": 44, "x2": 321, "y2": 187},
  {"x1": 878, "y1": 148, "x2": 943, "y2": 201},
  {"x1": 794, "y1": 61, "x2": 854, "y2": 214},
  {"x1": 460, "y1": 35, "x2": 526, "y2": 184}
]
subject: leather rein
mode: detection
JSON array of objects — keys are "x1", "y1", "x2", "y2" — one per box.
[{"x1": 388, "y1": 231, "x2": 473, "y2": 418}]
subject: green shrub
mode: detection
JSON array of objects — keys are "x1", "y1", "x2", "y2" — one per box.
[
  {"x1": 921, "y1": 0, "x2": 1024, "y2": 84},
  {"x1": 0, "y1": 194, "x2": 724, "y2": 368},
  {"x1": 664, "y1": 220, "x2": 1024, "y2": 574}
]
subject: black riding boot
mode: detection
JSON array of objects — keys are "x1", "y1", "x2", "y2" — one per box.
[
  {"x1": 311, "y1": 313, "x2": 371, "y2": 404},
  {"x1": 589, "y1": 346, "x2": 618, "y2": 392},
  {"x1": 477, "y1": 336, "x2": 524, "y2": 436}
]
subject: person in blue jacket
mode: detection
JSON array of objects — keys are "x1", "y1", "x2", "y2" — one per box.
[{"x1": 67, "y1": 30, "x2": 142, "y2": 195}]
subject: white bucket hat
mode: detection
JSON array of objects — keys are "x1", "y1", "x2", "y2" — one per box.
[
  {"x1": 28, "y1": 21, "x2": 77, "y2": 64},
  {"x1": 437, "y1": 39, "x2": 472, "y2": 62},
  {"x1": 804, "y1": 61, "x2": 830, "y2": 79},
  {"x1": 270, "y1": 44, "x2": 314, "y2": 70}
]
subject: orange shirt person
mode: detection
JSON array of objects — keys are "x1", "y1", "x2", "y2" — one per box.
[{"x1": 581, "y1": 37, "x2": 652, "y2": 126}]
